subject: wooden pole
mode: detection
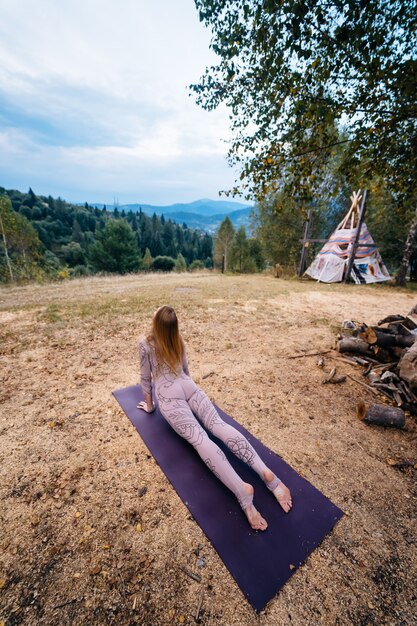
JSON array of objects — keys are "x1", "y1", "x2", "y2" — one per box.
[
  {"x1": 338, "y1": 192, "x2": 357, "y2": 229},
  {"x1": 298, "y1": 209, "x2": 313, "y2": 277},
  {"x1": 344, "y1": 189, "x2": 368, "y2": 283}
]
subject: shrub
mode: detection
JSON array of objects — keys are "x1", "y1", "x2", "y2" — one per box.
[
  {"x1": 57, "y1": 267, "x2": 70, "y2": 280},
  {"x1": 151, "y1": 256, "x2": 176, "y2": 271},
  {"x1": 70, "y1": 264, "x2": 91, "y2": 277},
  {"x1": 188, "y1": 260, "x2": 205, "y2": 272}
]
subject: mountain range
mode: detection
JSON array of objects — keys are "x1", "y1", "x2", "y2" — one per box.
[{"x1": 90, "y1": 198, "x2": 254, "y2": 233}]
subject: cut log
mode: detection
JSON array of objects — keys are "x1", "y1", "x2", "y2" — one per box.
[
  {"x1": 356, "y1": 401, "x2": 405, "y2": 428},
  {"x1": 395, "y1": 335, "x2": 415, "y2": 348},
  {"x1": 374, "y1": 326, "x2": 396, "y2": 335},
  {"x1": 372, "y1": 331, "x2": 396, "y2": 348},
  {"x1": 378, "y1": 315, "x2": 406, "y2": 326},
  {"x1": 369, "y1": 330, "x2": 414, "y2": 349},
  {"x1": 388, "y1": 322, "x2": 413, "y2": 336},
  {"x1": 359, "y1": 327, "x2": 378, "y2": 344},
  {"x1": 390, "y1": 346, "x2": 405, "y2": 360},
  {"x1": 372, "y1": 345, "x2": 395, "y2": 363},
  {"x1": 337, "y1": 337, "x2": 374, "y2": 357}
]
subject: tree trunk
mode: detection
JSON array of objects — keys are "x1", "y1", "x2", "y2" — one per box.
[
  {"x1": 395, "y1": 208, "x2": 417, "y2": 286},
  {"x1": 0, "y1": 213, "x2": 13, "y2": 281}
]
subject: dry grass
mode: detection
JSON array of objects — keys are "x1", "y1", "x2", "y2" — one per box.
[{"x1": 0, "y1": 272, "x2": 416, "y2": 626}]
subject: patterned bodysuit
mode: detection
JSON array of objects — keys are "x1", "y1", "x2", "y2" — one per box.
[{"x1": 139, "y1": 337, "x2": 281, "y2": 511}]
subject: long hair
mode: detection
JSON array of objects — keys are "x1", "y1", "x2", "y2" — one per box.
[{"x1": 148, "y1": 306, "x2": 184, "y2": 374}]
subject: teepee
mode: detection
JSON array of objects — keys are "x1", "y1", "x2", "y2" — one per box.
[{"x1": 305, "y1": 190, "x2": 391, "y2": 284}]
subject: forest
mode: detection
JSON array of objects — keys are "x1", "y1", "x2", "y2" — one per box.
[
  {"x1": 1, "y1": 182, "x2": 416, "y2": 284},
  {"x1": 0, "y1": 187, "x2": 214, "y2": 282}
]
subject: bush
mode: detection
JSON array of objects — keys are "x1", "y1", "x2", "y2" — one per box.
[
  {"x1": 188, "y1": 260, "x2": 205, "y2": 272},
  {"x1": 57, "y1": 267, "x2": 70, "y2": 280},
  {"x1": 151, "y1": 256, "x2": 176, "y2": 271},
  {"x1": 70, "y1": 264, "x2": 91, "y2": 277},
  {"x1": 61, "y1": 242, "x2": 85, "y2": 267}
]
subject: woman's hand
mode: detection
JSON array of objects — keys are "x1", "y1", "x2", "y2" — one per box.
[{"x1": 137, "y1": 401, "x2": 156, "y2": 413}]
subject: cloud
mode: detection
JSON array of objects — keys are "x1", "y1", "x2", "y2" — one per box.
[
  {"x1": 0, "y1": 125, "x2": 238, "y2": 205},
  {"x1": 0, "y1": 0, "x2": 235, "y2": 203}
]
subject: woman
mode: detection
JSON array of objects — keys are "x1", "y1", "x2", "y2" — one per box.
[{"x1": 138, "y1": 305, "x2": 292, "y2": 531}]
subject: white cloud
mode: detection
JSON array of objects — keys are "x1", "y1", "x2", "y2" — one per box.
[{"x1": 0, "y1": 0, "x2": 236, "y2": 202}]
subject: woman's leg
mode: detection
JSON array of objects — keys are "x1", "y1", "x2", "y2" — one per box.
[
  {"x1": 188, "y1": 388, "x2": 292, "y2": 512},
  {"x1": 158, "y1": 395, "x2": 267, "y2": 529}
]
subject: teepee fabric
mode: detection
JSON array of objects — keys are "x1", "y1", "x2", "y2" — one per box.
[
  {"x1": 305, "y1": 191, "x2": 391, "y2": 284},
  {"x1": 305, "y1": 223, "x2": 391, "y2": 283}
]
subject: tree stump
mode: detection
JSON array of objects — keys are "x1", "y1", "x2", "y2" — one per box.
[{"x1": 356, "y1": 401, "x2": 405, "y2": 428}]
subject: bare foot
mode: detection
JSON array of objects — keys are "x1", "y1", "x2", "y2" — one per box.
[
  {"x1": 263, "y1": 469, "x2": 293, "y2": 513},
  {"x1": 242, "y1": 483, "x2": 268, "y2": 531}
]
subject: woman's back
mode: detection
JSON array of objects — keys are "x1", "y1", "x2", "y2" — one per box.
[{"x1": 139, "y1": 336, "x2": 189, "y2": 389}]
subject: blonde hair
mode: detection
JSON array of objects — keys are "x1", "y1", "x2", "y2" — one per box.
[{"x1": 148, "y1": 306, "x2": 184, "y2": 374}]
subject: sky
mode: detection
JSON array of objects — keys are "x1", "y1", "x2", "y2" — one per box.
[{"x1": 0, "y1": 0, "x2": 238, "y2": 205}]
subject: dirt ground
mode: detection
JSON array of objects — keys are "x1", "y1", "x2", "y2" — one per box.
[{"x1": 0, "y1": 272, "x2": 416, "y2": 626}]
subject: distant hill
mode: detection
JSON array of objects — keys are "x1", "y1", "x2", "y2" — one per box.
[
  {"x1": 89, "y1": 199, "x2": 254, "y2": 232},
  {"x1": 148, "y1": 207, "x2": 252, "y2": 232}
]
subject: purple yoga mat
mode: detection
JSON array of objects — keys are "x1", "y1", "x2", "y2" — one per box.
[{"x1": 113, "y1": 385, "x2": 343, "y2": 612}]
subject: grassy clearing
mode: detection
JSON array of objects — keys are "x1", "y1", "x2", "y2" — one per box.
[{"x1": 0, "y1": 272, "x2": 416, "y2": 626}]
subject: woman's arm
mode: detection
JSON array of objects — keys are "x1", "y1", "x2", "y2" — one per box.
[
  {"x1": 138, "y1": 340, "x2": 155, "y2": 412},
  {"x1": 182, "y1": 339, "x2": 190, "y2": 376}
]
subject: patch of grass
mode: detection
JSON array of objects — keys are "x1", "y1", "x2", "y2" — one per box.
[
  {"x1": 38, "y1": 304, "x2": 64, "y2": 324},
  {"x1": 329, "y1": 322, "x2": 343, "y2": 335},
  {"x1": 308, "y1": 315, "x2": 332, "y2": 327}
]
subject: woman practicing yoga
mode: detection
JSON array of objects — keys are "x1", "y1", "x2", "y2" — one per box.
[{"x1": 138, "y1": 305, "x2": 292, "y2": 531}]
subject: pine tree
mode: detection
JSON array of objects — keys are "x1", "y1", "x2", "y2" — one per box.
[
  {"x1": 142, "y1": 247, "x2": 153, "y2": 270},
  {"x1": 89, "y1": 219, "x2": 140, "y2": 274},
  {"x1": 71, "y1": 219, "x2": 83, "y2": 244},
  {"x1": 175, "y1": 253, "x2": 187, "y2": 272}
]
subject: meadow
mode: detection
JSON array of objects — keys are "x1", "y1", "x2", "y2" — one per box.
[{"x1": 0, "y1": 272, "x2": 415, "y2": 626}]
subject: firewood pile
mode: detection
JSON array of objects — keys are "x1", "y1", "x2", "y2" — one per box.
[{"x1": 336, "y1": 304, "x2": 417, "y2": 416}]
